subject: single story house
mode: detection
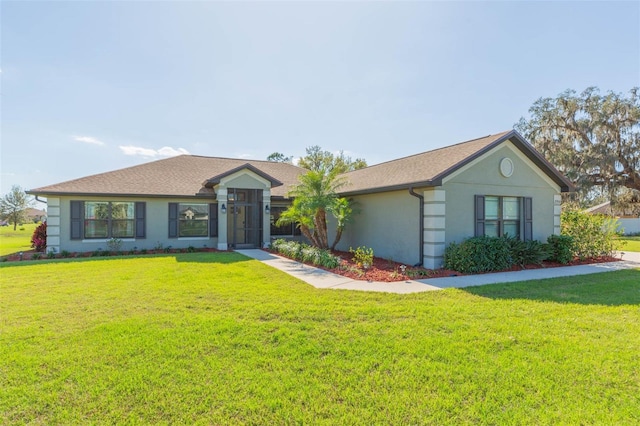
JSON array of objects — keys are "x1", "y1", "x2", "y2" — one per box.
[
  {"x1": 586, "y1": 201, "x2": 640, "y2": 235},
  {"x1": 29, "y1": 130, "x2": 573, "y2": 268},
  {"x1": 26, "y1": 208, "x2": 47, "y2": 223}
]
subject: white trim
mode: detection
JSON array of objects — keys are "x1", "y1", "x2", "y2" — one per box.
[{"x1": 82, "y1": 238, "x2": 137, "y2": 243}]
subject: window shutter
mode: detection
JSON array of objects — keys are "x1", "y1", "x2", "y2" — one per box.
[
  {"x1": 209, "y1": 203, "x2": 218, "y2": 237},
  {"x1": 70, "y1": 201, "x2": 84, "y2": 240},
  {"x1": 168, "y1": 203, "x2": 178, "y2": 238},
  {"x1": 524, "y1": 197, "x2": 533, "y2": 241},
  {"x1": 135, "y1": 202, "x2": 146, "y2": 239},
  {"x1": 474, "y1": 195, "x2": 485, "y2": 237}
]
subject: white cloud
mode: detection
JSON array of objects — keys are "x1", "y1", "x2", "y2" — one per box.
[
  {"x1": 119, "y1": 145, "x2": 189, "y2": 158},
  {"x1": 74, "y1": 135, "x2": 105, "y2": 146}
]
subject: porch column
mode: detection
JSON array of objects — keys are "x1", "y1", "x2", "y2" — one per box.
[
  {"x1": 262, "y1": 189, "x2": 271, "y2": 248},
  {"x1": 46, "y1": 198, "x2": 61, "y2": 254},
  {"x1": 217, "y1": 188, "x2": 228, "y2": 250},
  {"x1": 423, "y1": 188, "x2": 446, "y2": 269},
  {"x1": 553, "y1": 194, "x2": 562, "y2": 235}
]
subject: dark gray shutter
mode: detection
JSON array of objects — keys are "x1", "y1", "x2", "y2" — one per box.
[
  {"x1": 135, "y1": 202, "x2": 146, "y2": 239},
  {"x1": 168, "y1": 203, "x2": 178, "y2": 238},
  {"x1": 209, "y1": 203, "x2": 218, "y2": 237},
  {"x1": 70, "y1": 200, "x2": 84, "y2": 240},
  {"x1": 524, "y1": 197, "x2": 533, "y2": 241},
  {"x1": 474, "y1": 195, "x2": 485, "y2": 237}
]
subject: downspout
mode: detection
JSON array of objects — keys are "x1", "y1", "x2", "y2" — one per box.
[
  {"x1": 35, "y1": 196, "x2": 47, "y2": 204},
  {"x1": 408, "y1": 187, "x2": 424, "y2": 267}
]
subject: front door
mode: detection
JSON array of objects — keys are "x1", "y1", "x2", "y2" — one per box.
[{"x1": 227, "y1": 189, "x2": 262, "y2": 249}]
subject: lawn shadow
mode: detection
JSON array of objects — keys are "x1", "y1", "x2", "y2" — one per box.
[{"x1": 462, "y1": 269, "x2": 640, "y2": 306}]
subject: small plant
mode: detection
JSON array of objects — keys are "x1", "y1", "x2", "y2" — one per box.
[
  {"x1": 187, "y1": 246, "x2": 196, "y2": 253},
  {"x1": 140, "y1": 248, "x2": 148, "y2": 255},
  {"x1": 31, "y1": 253, "x2": 42, "y2": 260},
  {"x1": 47, "y1": 250, "x2": 56, "y2": 259},
  {"x1": 164, "y1": 245, "x2": 172, "y2": 253},
  {"x1": 106, "y1": 237, "x2": 123, "y2": 252},
  {"x1": 91, "y1": 249, "x2": 101, "y2": 257},
  {"x1": 0, "y1": 257, "x2": 7, "y2": 262},
  {"x1": 60, "y1": 250, "x2": 71, "y2": 258},
  {"x1": 349, "y1": 246, "x2": 374, "y2": 270},
  {"x1": 30, "y1": 222, "x2": 47, "y2": 252},
  {"x1": 154, "y1": 242, "x2": 164, "y2": 251},
  {"x1": 19, "y1": 226, "x2": 25, "y2": 231}
]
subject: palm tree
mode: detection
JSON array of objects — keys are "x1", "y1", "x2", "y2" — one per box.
[{"x1": 279, "y1": 168, "x2": 354, "y2": 249}]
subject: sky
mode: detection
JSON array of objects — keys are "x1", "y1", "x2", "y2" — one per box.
[{"x1": 1, "y1": 0, "x2": 639, "y2": 199}]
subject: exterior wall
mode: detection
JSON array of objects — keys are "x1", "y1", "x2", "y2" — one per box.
[
  {"x1": 51, "y1": 196, "x2": 218, "y2": 253},
  {"x1": 442, "y1": 143, "x2": 561, "y2": 248},
  {"x1": 334, "y1": 190, "x2": 421, "y2": 266},
  {"x1": 617, "y1": 218, "x2": 640, "y2": 235}
]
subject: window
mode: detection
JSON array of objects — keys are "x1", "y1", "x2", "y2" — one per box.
[
  {"x1": 168, "y1": 203, "x2": 217, "y2": 238},
  {"x1": 475, "y1": 195, "x2": 533, "y2": 240},
  {"x1": 269, "y1": 205, "x2": 302, "y2": 236},
  {"x1": 178, "y1": 203, "x2": 209, "y2": 237},
  {"x1": 71, "y1": 201, "x2": 145, "y2": 240}
]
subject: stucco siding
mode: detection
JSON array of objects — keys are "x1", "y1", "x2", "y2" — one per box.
[
  {"x1": 335, "y1": 190, "x2": 421, "y2": 265},
  {"x1": 443, "y1": 143, "x2": 560, "y2": 245},
  {"x1": 55, "y1": 196, "x2": 218, "y2": 253}
]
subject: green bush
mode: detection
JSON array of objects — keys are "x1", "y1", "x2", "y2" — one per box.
[
  {"x1": 349, "y1": 246, "x2": 374, "y2": 269},
  {"x1": 444, "y1": 236, "x2": 513, "y2": 274},
  {"x1": 561, "y1": 209, "x2": 622, "y2": 259},
  {"x1": 547, "y1": 234, "x2": 575, "y2": 264},
  {"x1": 271, "y1": 239, "x2": 339, "y2": 269},
  {"x1": 505, "y1": 236, "x2": 551, "y2": 268}
]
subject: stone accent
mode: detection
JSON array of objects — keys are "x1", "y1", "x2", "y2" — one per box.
[
  {"x1": 423, "y1": 188, "x2": 446, "y2": 269},
  {"x1": 553, "y1": 194, "x2": 562, "y2": 235},
  {"x1": 46, "y1": 198, "x2": 61, "y2": 253}
]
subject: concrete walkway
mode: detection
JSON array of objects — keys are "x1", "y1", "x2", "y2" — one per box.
[{"x1": 236, "y1": 249, "x2": 640, "y2": 294}]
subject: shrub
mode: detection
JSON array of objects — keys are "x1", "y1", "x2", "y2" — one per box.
[
  {"x1": 505, "y1": 236, "x2": 550, "y2": 268},
  {"x1": 31, "y1": 253, "x2": 42, "y2": 260},
  {"x1": 47, "y1": 250, "x2": 56, "y2": 259},
  {"x1": 271, "y1": 239, "x2": 339, "y2": 268},
  {"x1": 547, "y1": 234, "x2": 575, "y2": 264},
  {"x1": 60, "y1": 250, "x2": 71, "y2": 258},
  {"x1": 30, "y1": 222, "x2": 47, "y2": 252},
  {"x1": 349, "y1": 246, "x2": 374, "y2": 269},
  {"x1": 561, "y1": 209, "x2": 622, "y2": 259},
  {"x1": 106, "y1": 238, "x2": 123, "y2": 252},
  {"x1": 444, "y1": 236, "x2": 513, "y2": 274}
]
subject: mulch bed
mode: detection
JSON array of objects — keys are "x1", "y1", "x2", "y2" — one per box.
[{"x1": 271, "y1": 249, "x2": 621, "y2": 282}]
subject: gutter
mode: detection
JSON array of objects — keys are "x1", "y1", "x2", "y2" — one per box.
[{"x1": 408, "y1": 187, "x2": 424, "y2": 267}]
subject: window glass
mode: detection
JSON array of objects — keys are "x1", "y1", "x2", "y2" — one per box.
[
  {"x1": 503, "y1": 222, "x2": 519, "y2": 238},
  {"x1": 270, "y1": 206, "x2": 294, "y2": 236},
  {"x1": 484, "y1": 222, "x2": 499, "y2": 238},
  {"x1": 178, "y1": 203, "x2": 209, "y2": 237},
  {"x1": 503, "y1": 197, "x2": 520, "y2": 220},
  {"x1": 85, "y1": 202, "x2": 109, "y2": 238},
  {"x1": 485, "y1": 196, "x2": 499, "y2": 220}
]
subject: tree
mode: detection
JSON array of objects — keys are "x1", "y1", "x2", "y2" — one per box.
[
  {"x1": 298, "y1": 146, "x2": 367, "y2": 174},
  {"x1": 516, "y1": 87, "x2": 640, "y2": 204},
  {"x1": 0, "y1": 185, "x2": 34, "y2": 230},
  {"x1": 277, "y1": 169, "x2": 355, "y2": 249},
  {"x1": 266, "y1": 152, "x2": 293, "y2": 163}
]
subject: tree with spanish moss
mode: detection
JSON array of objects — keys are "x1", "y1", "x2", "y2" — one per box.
[{"x1": 516, "y1": 87, "x2": 640, "y2": 207}]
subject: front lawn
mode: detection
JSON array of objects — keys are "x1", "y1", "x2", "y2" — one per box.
[
  {"x1": 1, "y1": 253, "x2": 639, "y2": 424},
  {"x1": 621, "y1": 236, "x2": 640, "y2": 252},
  {"x1": 0, "y1": 222, "x2": 37, "y2": 256}
]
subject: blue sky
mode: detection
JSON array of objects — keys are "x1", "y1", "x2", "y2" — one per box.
[{"x1": 1, "y1": 1, "x2": 639, "y2": 198}]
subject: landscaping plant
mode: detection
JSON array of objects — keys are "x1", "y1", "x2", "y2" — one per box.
[{"x1": 30, "y1": 222, "x2": 47, "y2": 252}]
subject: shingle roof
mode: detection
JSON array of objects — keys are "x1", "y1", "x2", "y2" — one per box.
[
  {"x1": 340, "y1": 130, "x2": 573, "y2": 194},
  {"x1": 29, "y1": 130, "x2": 573, "y2": 199},
  {"x1": 29, "y1": 155, "x2": 307, "y2": 199}
]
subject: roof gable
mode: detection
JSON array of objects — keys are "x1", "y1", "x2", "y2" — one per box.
[
  {"x1": 204, "y1": 163, "x2": 283, "y2": 188},
  {"x1": 339, "y1": 130, "x2": 573, "y2": 195}
]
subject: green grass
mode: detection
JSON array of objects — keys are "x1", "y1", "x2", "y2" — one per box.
[
  {"x1": 620, "y1": 236, "x2": 640, "y2": 252},
  {"x1": 0, "y1": 222, "x2": 37, "y2": 256},
  {"x1": 1, "y1": 253, "x2": 639, "y2": 424}
]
